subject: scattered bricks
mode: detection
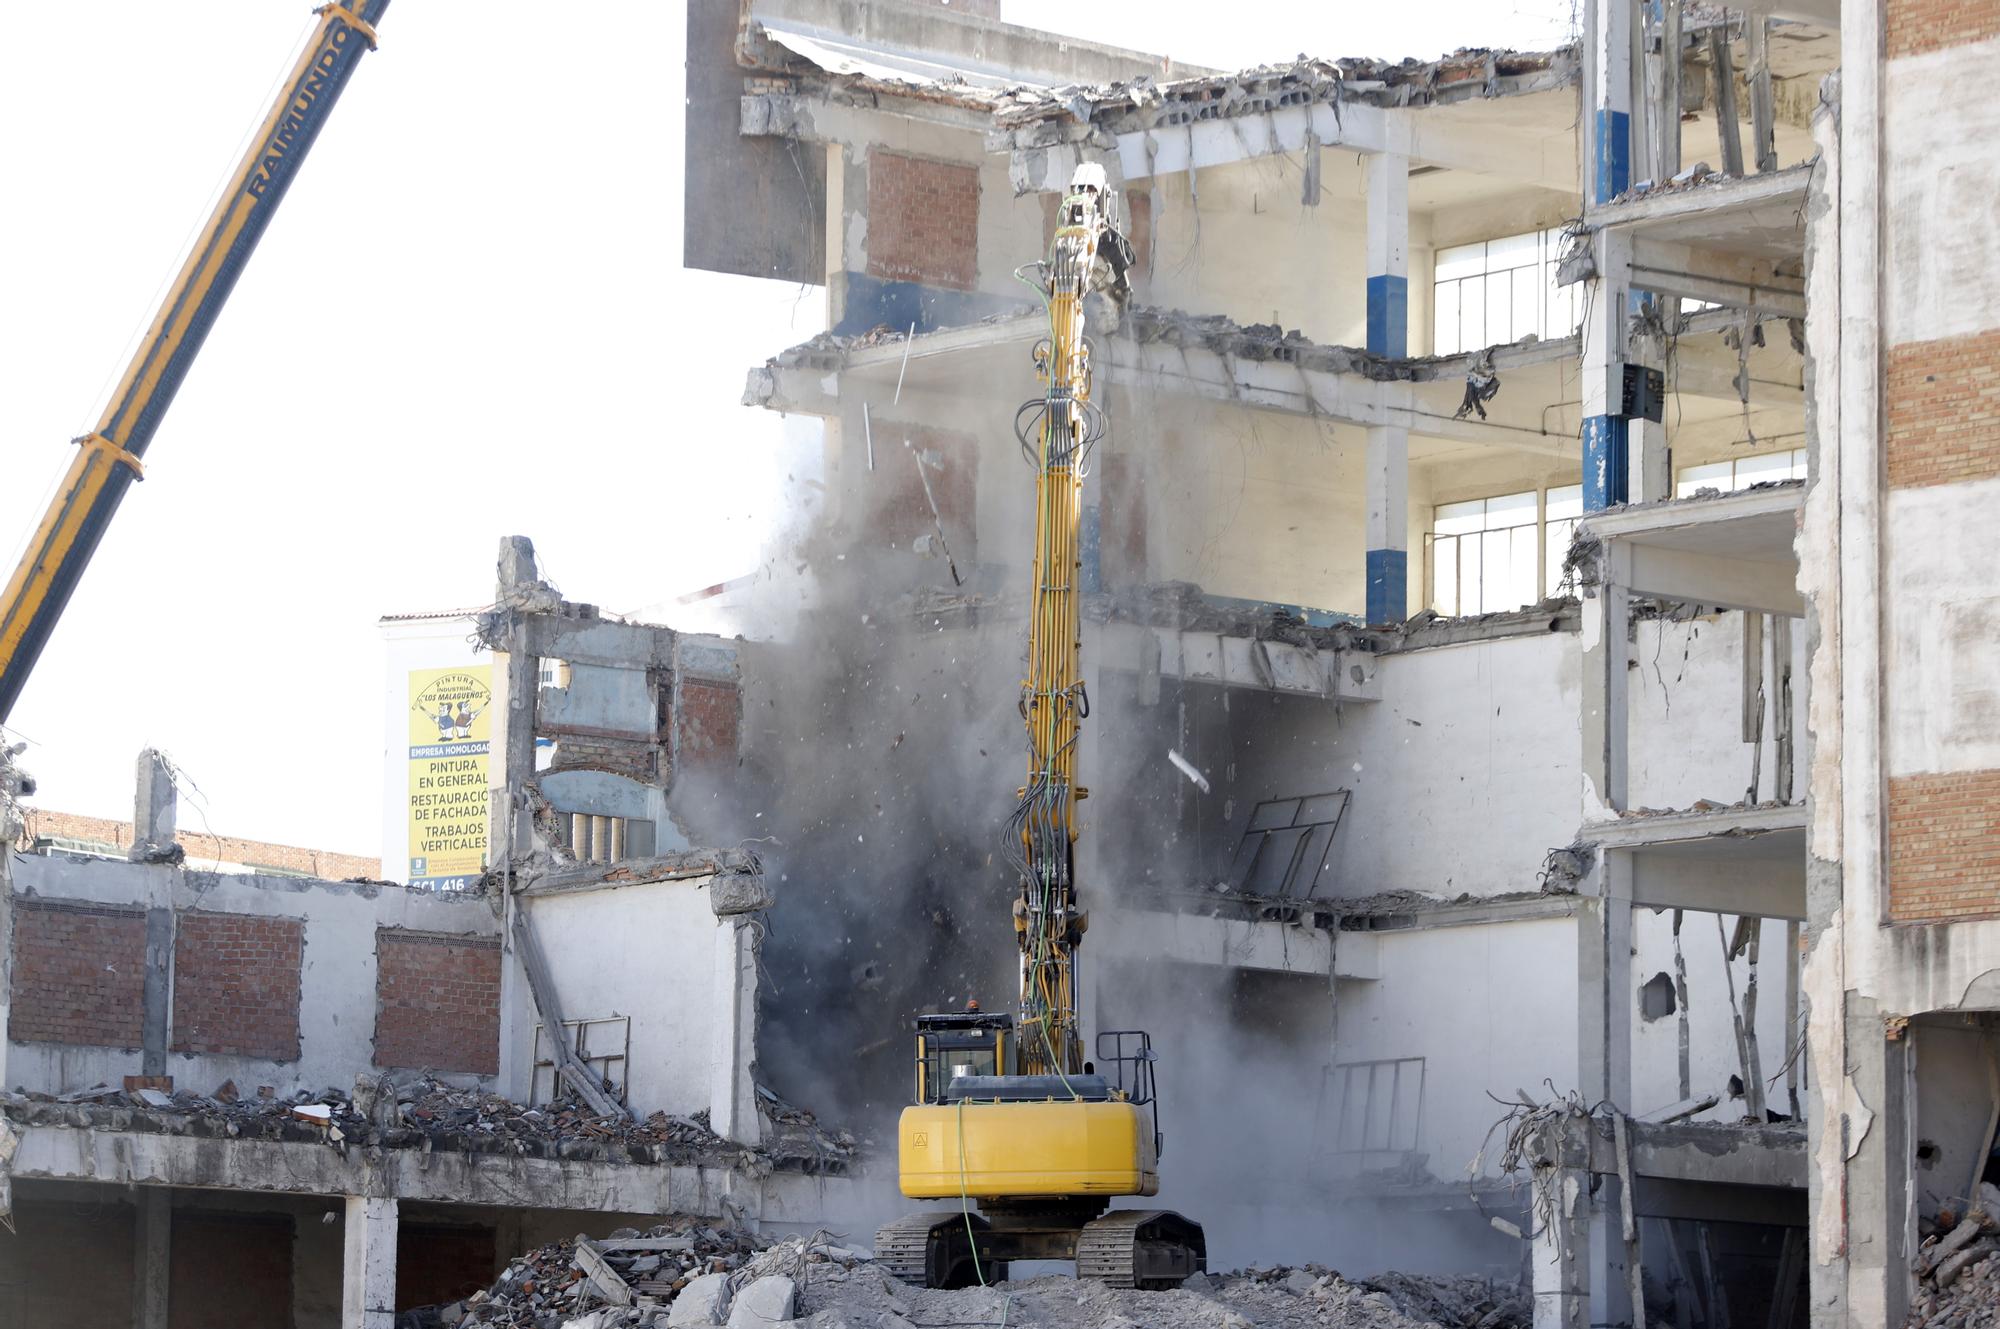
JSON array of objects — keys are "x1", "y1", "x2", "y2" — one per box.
[
  {"x1": 1886, "y1": 330, "x2": 2000, "y2": 490},
  {"x1": 7, "y1": 899, "x2": 147, "y2": 1047},
  {"x1": 1886, "y1": 0, "x2": 2000, "y2": 59},
  {"x1": 866, "y1": 151, "x2": 979, "y2": 291},
  {"x1": 677, "y1": 679, "x2": 742, "y2": 769},
  {"x1": 170, "y1": 911, "x2": 304, "y2": 1060},
  {"x1": 373, "y1": 929, "x2": 503, "y2": 1074},
  {"x1": 1887, "y1": 768, "x2": 2000, "y2": 922},
  {"x1": 548, "y1": 735, "x2": 658, "y2": 784}
]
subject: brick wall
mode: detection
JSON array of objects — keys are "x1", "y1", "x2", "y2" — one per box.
[
  {"x1": 8, "y1": 898, "x2": 146, "y2": 1046},
  {"x1": 1886, "y1": 330, "x2": 2000, "y2": 489},
  {"x1": 373, "y1": 929, "x2": 502, "y2": 1074},
  {"x1": 170, "y1": 912, "x2": 304, "y2": 1060},
  {"x1": 1887, "y1": 768, "x2": 2000, "y2": 921},
  {"x1": 678, "y1": 678, "x2": 742, "y2": 769},
  {"x1": 19, "y1": 806, "x2": 380, "y2": 879},
  {"x1": 547, "y1": 734, "x2": 659, "y2": 783},
  {"x1": 866, "y1": 151, "x2": 979, "y2": 291},
  {"x1": 1886, "y1": 0, "x2": 2000, "y2": 59}
]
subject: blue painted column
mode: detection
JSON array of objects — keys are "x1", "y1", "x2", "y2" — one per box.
[
  {"x1": 1581, "y1": 0, "x2": 1635, "y2": 514},
  {"x1": 1364, "y1": 150, "x2": 1409, "y2": 624}
]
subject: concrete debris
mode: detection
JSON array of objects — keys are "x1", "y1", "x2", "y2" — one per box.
[
  {"x1": 725, "y1": 1274, "x2": 797, "y2": 1327},
  {"x1": 0, "y1": 1075, "x2": 853, "y2": 1173},
  {"x1": 991, "y1": 49, "x2": 1576, "y2": 136},
  {"x1": 401, "y1": 1218, "x2": 773, "y2": 1328},
  {"x1": 1909, "y1": 1188, "x2": 2000, "y2": 1325},
  {"x1": 782, "y1": 1256, "x2": 1525, "y2": 1329}
]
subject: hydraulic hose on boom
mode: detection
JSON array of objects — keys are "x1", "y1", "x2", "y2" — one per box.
[{"x1": 0, "y1": 2, "x2": 389, "y2": 722}]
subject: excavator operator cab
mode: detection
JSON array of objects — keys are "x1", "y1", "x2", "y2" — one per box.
[{"x1": 911, "y1": 1011, "x2": 1013, "y2": 1105}]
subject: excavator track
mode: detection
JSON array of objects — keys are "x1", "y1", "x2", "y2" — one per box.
[
  {"x1": 875, "y1": 1212, "x2": 1004, "y2": 1290},
  {"x1": 1074, "y1": 1209, "x2": 1207, "y2": 1290}
]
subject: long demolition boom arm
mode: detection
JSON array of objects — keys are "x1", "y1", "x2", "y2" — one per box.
[
  {"x1": 1008, "y1": 168, "x2": 1129, "y2": 1079},
  {"x1": 0, "y1": 2, "x2": 389, "y2": 722}
]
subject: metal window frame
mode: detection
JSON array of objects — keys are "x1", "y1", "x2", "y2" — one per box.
[{"x1": 529, "y1": 1014, "x2": 631, "y2": 1107}]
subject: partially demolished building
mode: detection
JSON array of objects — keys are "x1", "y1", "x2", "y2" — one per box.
[
  {"x1": 1, "y1": 1, "x2": 1995, "y2": 1326},
  {"x1": 697, "y1": 0, "x2": 1990, "y2": 1325},
  {"x1": 0, "y1": 545, "x2": 857, "y2": 1325}
]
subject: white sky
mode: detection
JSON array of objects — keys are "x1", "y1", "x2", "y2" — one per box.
[{"x1": 0, "y1": 2, "x2": 1573, "y2": 858}]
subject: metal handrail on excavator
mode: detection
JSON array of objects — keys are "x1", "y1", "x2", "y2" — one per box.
[{"x1": 0, "y1": 2, "x2": 389, "y2": 722}]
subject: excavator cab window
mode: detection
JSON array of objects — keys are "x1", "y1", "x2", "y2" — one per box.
[{"x1": 912, "y1": 1012, "x2": 1014, "y2": 1105}]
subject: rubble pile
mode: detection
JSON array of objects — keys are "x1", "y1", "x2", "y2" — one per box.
[
  {"x1": 769, "y1": 1260, "x2": 1530, "y2": 1329},
  {"x1": 1908, "y1": 1185, "x2": 2000, "y2": 1328},
  {"x1": 0, "y1": 1074, "x2": 852, "y2": 1172},
  {"x1": 402, "y1": 1219, "x2": 783, "y2": 1328},
  {"x1": 412, "y1": 1229, "x2": 1536, "y2": 1329}
]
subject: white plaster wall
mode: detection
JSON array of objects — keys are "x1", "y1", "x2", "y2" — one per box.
[
  {"x1": 8, "y1": 853, "x2": 498, "y2": 1097},
  {"x1": 1883, "y1": 36, "x2": 2000, "y2": 347},
  {"x1": 1146, "y1": 153, "x2": 1371, "y2": 347},
  {"x1": 1626, "y1": 611, "x2": 1810, "y2": 811},
  {"x1": 521, "y1": 881, "x2": 721, "y2": 1118},
  {"x1": 1141, "y1": 399, "x2": 1368, "y2": 612},
  {"x1": 1233, "y1": 631, "x2": 1581, "y2": 899},
  {"x1": 1334, "y1": 918, "x2": 1579, "y2": 1179},
  {"x1": 1883, "y1": 475, "x2": 2000, "y2": 780},
  {"x1": 1628, "y1": 910, "x2": 1796, "y2": 1123}
]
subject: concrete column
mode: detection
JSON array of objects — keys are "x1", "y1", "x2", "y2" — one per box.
[
  {"x1": 1577, "y1": 852, "x2": 1636, "y2": 1329},
  {"x1": 1839, "y1": 999, "x2": 1913, "y2": 1326},
  {"x1": 1365, "y1": 150, "x2": 1410, "y2": 623},
  {"x1": 1582, "y1": 0, "x2": 1636, "y2": 513},
  {"x1": 133, "y1": 1188, "x2": 171, "y2": 1329},
  {"x1": 132, "y1": 748, "x2": 176, "y2": 855},
  {"x1": 708, "y1": 917, "x2": 762, "y2": 1146},
  {"x1": 1530, "y1": 1120, "x2": 1592, "y2": 1329},
  {"x1": 341, "y1": 1195, "x2": 398, "y2": 1329},
  {"x1": 1581, "y1": 546, "x2": 1632, "y2": 816}
]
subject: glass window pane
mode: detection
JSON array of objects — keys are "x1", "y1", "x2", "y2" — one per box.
[
  {"x1": 1485, "y1": 271, "x2": 1512, "y2": 346},
  {"x1": 1432, "y1": 535, "x2": 1458, "y2": 616},
  {"x1": 1434, "y1": 241, "x2": 1487, "y2": 282},
  {"x1": 1513, "y1": 266, "x2": 1543, "y2": 341},
  {"x1": 1676, "y1": 460, "x2": 1733, "y2": 497},
  {"x1": 1485, "y1": 489, "x2": 1537, "y2": 529},
  {"x1": 1435, "y1": 498, "x2": 1487, "y2": 537},
  {"x1": 1551, "y1": 278, "x2": 1580, "y2": 339},
  {"x1": 1545, "y1": 484, "x2": 1584, "y2": 522},
  {"x1": 1461, "y1": 529, "x2": 1484, "y2": 612},
  {"x1": 1486, "y1": 231, "x2": 1539, "y2": 266},
  {"x1": 1483, "y1": 528, "x2": 1522, "y2": 612},
  {"x1": 1433, "y1": 281, "x2": 1461, "y2": 356},
  {"x1": 1459, "y1": 275, "x2": 1485, "y2": 351},
  {"x1": 1735, "y1": 451, "x2": 1794, "y2": 486},
  {"x1": 1786, "y1": 447, "x2": 1808, "y2": 479},
  {"x1": 1513, "y1": 524, "x2": 1539, "y2": 608}
]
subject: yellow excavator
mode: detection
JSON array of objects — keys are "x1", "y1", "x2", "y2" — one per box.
[
  {"x1": 875, "y1": 165, "x2": 1206, "y2": 1291},
  {"x1": 0, "y1": 3, "x2": 387, "y2": 723}
]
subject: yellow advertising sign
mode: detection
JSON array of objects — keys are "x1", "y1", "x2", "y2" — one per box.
[{"x1": 406, "y1": 666, "x2": 492, "y2": 889}]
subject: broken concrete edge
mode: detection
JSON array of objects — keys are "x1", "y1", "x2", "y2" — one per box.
[
  {"x1": 0, "y1": 1098, "x2": 849, "y2": 1177},
  {"x1": 752, "y1": 303, "x2": 1552, "y2": 386},
  {"x1": 987, "y1": 49, "x2": 1580, "y2": 138},
  {"x1": 898, "y1": 578, "x2": 1579, "y2": 658},
  {"x1": 1167, "y1": 884, "x2": 1584, "y2": 936},
  {"x1": 747, "y1": 300, "x2": 1801, "y2": 416}
]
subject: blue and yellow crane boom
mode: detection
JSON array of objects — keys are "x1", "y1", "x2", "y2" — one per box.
[{"x1": 0, "y1": 2, "x2": 389, "y2": 721}]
